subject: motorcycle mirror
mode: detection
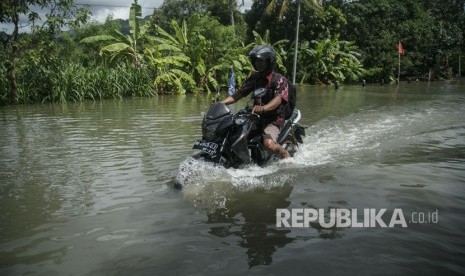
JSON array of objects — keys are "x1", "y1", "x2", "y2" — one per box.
[{"x1": 252, "y1": 88, "x2": 267, "y2": 99}]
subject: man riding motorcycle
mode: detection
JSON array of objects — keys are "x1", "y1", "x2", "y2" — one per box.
[{"x1": 221, "y1": 45, "x2": 292, "y2": 159}]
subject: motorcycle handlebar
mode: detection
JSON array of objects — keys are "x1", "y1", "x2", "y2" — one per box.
[{"x1": 237, "y1": 107, "x2": 260, "y2": 119}]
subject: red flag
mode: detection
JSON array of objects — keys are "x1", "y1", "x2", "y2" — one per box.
[{"x1": 398, "y1": 41, "x2": 405, "y2": 55}]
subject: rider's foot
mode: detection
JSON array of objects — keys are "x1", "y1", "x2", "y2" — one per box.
[{"x1": 279, "y1": 148, "x2": 291, "y2": 159}]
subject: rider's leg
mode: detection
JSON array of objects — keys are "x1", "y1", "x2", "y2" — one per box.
[{"x1": 263, "y1": 124, "x2": 291, "y2": 159}]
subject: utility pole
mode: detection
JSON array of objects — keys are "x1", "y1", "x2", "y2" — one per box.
[
  {"x1": 229, "y1": 0, "x2": 235, "y2": 28},
  {"x1": 459, "y1": 52, "x2": 462, "y2": 78},
  {"x1": 292, "y1": 0, "x2": 301, "y2": 85}
]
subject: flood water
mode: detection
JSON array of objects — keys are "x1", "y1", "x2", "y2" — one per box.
[{"x1": 1, "y1": 81, "x2": 464, "y2": 275}]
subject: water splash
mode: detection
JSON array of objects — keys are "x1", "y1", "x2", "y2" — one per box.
[
  {"x1": 293, "y1": 98, "x2": 465, "y2": 168},
  {"x1": 176, "y1": 97, "x2": 465, "y2": 210},
  {"x1": 176, "y1": 157, "x2": 291, "y2": 189},
  {"x1": 176, "y1": 156, "x2": 295, "y2": 211}
]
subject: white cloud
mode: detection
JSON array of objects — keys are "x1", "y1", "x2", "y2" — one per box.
[
  {"x1": 89, "y1": 7, "x2": 130, "y2": 22},
  {"x1": 1, "y1": 0, "x2": 253, "y2": 34},
  {"x1": 82, "y1": 0, "x2": 252, "y2": 21},
  {"x1": 80, "y1": 0, "x2": 163, "y2": 22}
]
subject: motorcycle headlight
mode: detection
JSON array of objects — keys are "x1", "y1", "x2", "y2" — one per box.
[
  {"x1": 235, "y1": 117, "x2": 246, "y2": 125},
  {"x1": 202, "y1": 122, "x2": 218, "y2": 141}
]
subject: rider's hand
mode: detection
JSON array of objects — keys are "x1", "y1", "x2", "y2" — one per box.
[{"x1": 252, "y1": 105, "x2": 267, "y2": 114}]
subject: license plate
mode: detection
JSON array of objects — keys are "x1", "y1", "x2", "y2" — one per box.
[{"x1": 193, "y1": 140, "x2": 218, "y2": 156}]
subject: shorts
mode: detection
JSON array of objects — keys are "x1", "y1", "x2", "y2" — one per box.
[{"x1": 263, "y1": 124, "x2": 280, "y2": 142}]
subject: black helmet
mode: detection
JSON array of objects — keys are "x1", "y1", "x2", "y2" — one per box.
[{"x1": 249, "y1": 45, "x2": 276, "y2": 73}]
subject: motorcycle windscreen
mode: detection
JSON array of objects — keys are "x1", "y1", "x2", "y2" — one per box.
[{"x1": 202, "y1": 114, "x2": 233, "y2": 141}]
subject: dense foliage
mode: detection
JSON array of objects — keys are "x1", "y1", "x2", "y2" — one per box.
[
  {"x1": 1, "y1": 0, "x2": 464, "y2": 104},
  {"x1": 325, "y1": 0, "x2": 465, "y2": 82}
]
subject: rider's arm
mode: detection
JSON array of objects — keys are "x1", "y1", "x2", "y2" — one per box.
[
  {"x1": 254, "y1": 75, "x2": 289, "y2": 113},
  {"x1": 263, "y1": 95, "x2": 282, "y2": 111},
  {"x1": 223, "y1": 73, "x2": 257, "y2": 105},
  {"x1": 221, "y1": 96, "x2": 236, "y2": 105},
  {"x1": 253, "y1": 95, "x2": 282, "y2": 113}
]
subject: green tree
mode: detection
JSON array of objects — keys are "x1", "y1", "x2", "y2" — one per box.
[
  {"x1": 152, "y1": 0, "x2": 245, "y2": 28},
  {"x1": 245, "y1": 0, "x2": 347, "y2": 79},
  {"x1": 146, "y1": 15, "x2": 250, "y2": 94},
  {"x1": 265, "y1": 0, "x2": 321, "y2": 21},
  {"x1": 327, "y1": 0, "x2": 465, "y2": 81},
  {"x1": 151, "y1": 0, "x2": 206, "y2": 30},
  {"x1": 299, "y1": 36, "x2": 364, "y2": 84},
  {"x1": 0, "y1": 0, "x2": 90, "y2": 103},
  {"x1": 61, "y1": 15, "x2": 122, "y2": 65}
]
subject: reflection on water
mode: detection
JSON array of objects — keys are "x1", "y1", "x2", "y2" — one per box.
[
  {"x1": 1, "y1": 82, "x2": 465, "y2": 275},
  {"x1": 206, "y1": 184, "x2": 294, "y2": 268}
]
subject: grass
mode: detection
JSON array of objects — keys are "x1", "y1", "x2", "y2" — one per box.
[{"x1": 0, "y1": 62, "x2": 157, "y2": 105}]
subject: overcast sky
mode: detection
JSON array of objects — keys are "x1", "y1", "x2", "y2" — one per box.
[
  {"x1": 1, "y1": 0, "x2": 253, "y2": 34},
  {"x1": 79, "y1": 0, "x2": 165, "y2": 22},
  {"x1": 80, "y1": 0, "x2": 253, "y2": 22}
]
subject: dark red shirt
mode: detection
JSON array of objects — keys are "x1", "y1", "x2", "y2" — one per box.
[{"x1": 231, "y1": 71, "x2": 289, "y2": 126}]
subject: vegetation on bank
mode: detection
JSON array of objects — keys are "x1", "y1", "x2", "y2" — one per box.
[{"x1": 1, "y1": 0, "x2": 464, "y2": 105}]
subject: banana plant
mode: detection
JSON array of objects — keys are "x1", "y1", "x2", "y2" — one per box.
[
  {"x1": 198, "y1": 49, "x2": 252, "y2": 94},
  {"x1": 144, "y1": 21, "x2": 196, "y2": 94},
  {"x1": 146, "y1": 19, "x2": 230, "y2": 94},
  {"x1": 80, "y1": 0, "x2": 146, "y2": 65},
  {"x1": 300, "y1": 36, "x2": 364, "y2": 84}
]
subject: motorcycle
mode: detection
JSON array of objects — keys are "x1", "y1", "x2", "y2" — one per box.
[{"x1": 191, "y1": 88, "x2": 306, "y2": 168}]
